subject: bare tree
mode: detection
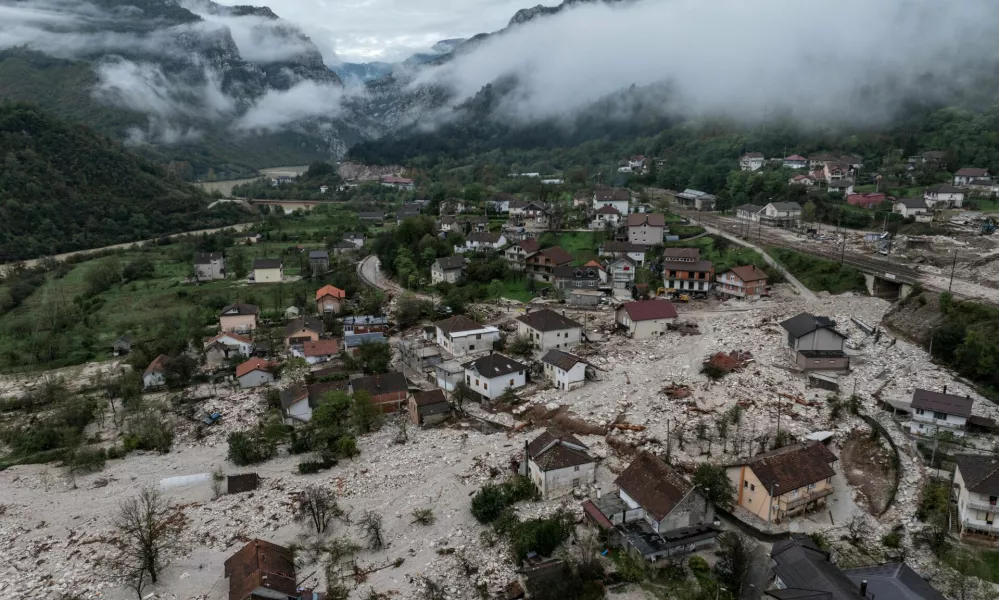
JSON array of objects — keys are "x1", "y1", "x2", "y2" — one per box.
[
  {"x1": 112, "y1": 487, "x2": 181, "y2": 594},
  {"x1": 211, "y1": 467, "x2": 225, "y2": 500},
  {"x1": 846, "y1": 515, "x2": 870, "y2": 546},
  {"x1": 358, "y1": 510, "x2": 385, "y2": 549},
  {"x1": 295, "y1": 485, "x2": 344, "y2": 534}
]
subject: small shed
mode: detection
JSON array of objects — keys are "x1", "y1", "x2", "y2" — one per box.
[
  {"x1": 569, "y1": 289, "x2": 603, "y2": 307},
  {"x1": 409, "y1": 389, "x2": 451, "y2": 426},
  {"x1": 112, "y1": 335, "x2": 133, "y2": 356},
  {"x1": 227, "y1": 473, "x2": 260, "y2": 494}
]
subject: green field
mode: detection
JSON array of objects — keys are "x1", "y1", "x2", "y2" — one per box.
[
  {"x1": 769, "y1": 248, "x2": 866, "y2": 294},
  {"x1": 539, "y1": 231, "x2": 600, "y2": 263}
]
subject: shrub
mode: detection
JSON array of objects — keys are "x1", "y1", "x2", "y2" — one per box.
[
  {"x1": 227, "y1": 431, "x2": 275, "y2": 466},
  {"x1": 336, "y1": 436, "x2": 358, "y2": 458},
  {"x1": 700, "y1": 363, "x2": 727, "y2": 381},
  {"x1": 105, "y1": 445, "x2": 127, "y2": 460},
  {"x1": 67, "y1": 446, "x2": 106, "y2": 473},
  {"x1": 298, "y1": 457, "x2": 338, "y2": 474},
  {"x1": 882, "y1": 531, "x2": 902, "y2": 549},
  {"x1": 471, "y1": 484, "x2": 508, "y2": 524},
  {"x1": 509, "y1": 514, "x2": 573, "y2": 560}
]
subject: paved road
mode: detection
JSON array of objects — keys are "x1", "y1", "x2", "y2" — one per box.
[{"x1": 357, "y1": 254, "x2": 431, "y2": 300}]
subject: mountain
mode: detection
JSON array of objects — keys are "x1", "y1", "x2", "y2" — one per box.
[
  {"x1": 0, "y1": 103, "x2": 243, "y2": 262},
  {"x1": 333, "y1": 39, "x2": 467, "y2": 86}
]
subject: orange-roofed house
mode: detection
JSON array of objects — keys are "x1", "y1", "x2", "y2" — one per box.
[
  {"x1": 236, "y1": 358, "x2": 276, "y2": 389},
  {"x1": 302, "y1": 339, "x2": 341, "y2": 365},
  {"x1": 316, "y1": 285, "x2": 346, "y2": 314},
  {"x1": 716, "y1": 265, "x2": 769, "y2": 300},
  {"x1": 143, "y1": 354, "x2": 170, "y2": 389}
]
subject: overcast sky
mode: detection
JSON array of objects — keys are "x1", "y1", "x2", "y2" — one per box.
[{"x1": 216, "y1": 0, "x2": 558, "y2": 64}]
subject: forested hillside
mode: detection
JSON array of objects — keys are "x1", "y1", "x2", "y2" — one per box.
[{"x1": 0, "y1": 104, "x2": 243, "y2": 261}]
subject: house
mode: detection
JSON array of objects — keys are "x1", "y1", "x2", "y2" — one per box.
[
  {"x1": 526, "y1": 429, "x2": 596, "y2": 499},
  {"x1": 219, "y1": 303, "x2": 259, "y2": 333},
  {"x1": 462, "y1": 353, "x2": 528, "y2": 401},
  {"x1": 280, "y1": 385, "x2": 312, "y2": 424},
  {"x1": 516, "y1": 308, "x2": 583, "y2": 351},
  {"x1": 204, "y1": 332, "x2": 254, "y2": 357},
  {"x1": 893, "y1": 198, "x2": 931, "y2": 221},
  {"x1": 349, "y1": 372, "x2": 410, "y2": 412},
  {"x1": 607, "y1": 256, "x2": 638, "y2": 290},
  {"x1": 319, "y1": 185, "x2": 328, "y2": 194},
  {"x1": 302, "y1": 339, "x2": 340, "y2": 365},
  {"x1": 584, "y1": 452, "x2": 716, "y2": 561},
  {"x1": 381, "y1": 175, "x2": 415, "y2": 190},
  {"x1": 842, "y1": 564, "x2": 947, "y2": 600},
  {"x1": 224, "y1": 539, "x2": 297, "y2": 600},
  {"x1": 434, "y1": 315, "x2": 501, "y2": 357},
  {"x1": 357, "y1": 212, "x2": 385, "y2": 223},
  {"x1": 967, "y1": 178, "x2": 999, "y2": 195},
  {"x1": 251, "y1": 258, "x2": 283, "y2": 284},
  {"x1": 760, "y1": 202, "x2": 802, "y2": 228},
  {"x1": 615, "y1": 300, "x2": 678, "y2": 339},
  {"x1": 344, "y1": 232, "x2": 365, "y2": 249},
  {"x1": 435, "y1": 360, "x2": 465, "y2": 392},
  {"x1": 308, "y1": 250, "x2": 329, "y2": 273},
  {"x1": 767, "y1": 536, "x2": 866, "y2": 600},
  {"x1": 568, "y1": 289, "x2": 604, "y2": 306},
  {"x1": 343, "y1": 315, "x2": 387, "y2": 335},
  {"x1": 284, "y1": 317, "x2": 324, "y2": 347},
  {"x1": 244, "y1": 232, "x2": 262, "y2": 244},
  {"x1": 823, "y1": 162, "x2": 853, "y2": 183},
  {"x1": 628, "y1": 155, "x2": 647, "y2": 171},
  {"x1": 343, "y1": 332, "x2": 387, "y2": 356},
  {"x1": 727, "y1": 441, "x2": 837, "y2": 522},
  {"x1": 455, "y1": 232, "x2": 506, "y2": 253},
  {"x1": 715, "y1": 265, "x2": 769, "y2": 300},
  {"x1": 439, "y1": 215, "x2": 457, "y2": 233},
  {"x1": 541, "y1": 349, "x2": 590, "y2": 391},
  {"x1": 662, "y1": 260, "x2": 714, "y2": 296},
  {"x1": 599, "y1": 241, "x2": 647, "y2": 266},
  {"x1": 735, "y1": 204, "x2": 763, "y2": 221},
  {"x1": 783, "y1": 154, "x2": 808, "y2": 169},
  {"x1": 457, "y1": 215, "x2": 489, "y2": 233},
  {"x1": 431, "y1": 256, "x2": 467, "y2": 284},
  {"x1": 331, "y1": 240, "x2": 356, "y2": 255},
  {"x1": 954, "y1": 167, "x2": 990, "y2": 187},
  {"x1": 440, "y1": 198, "x2": 466, "y2": 214},
  {"x1": 236, "y1": 358, "x2": 275, "y2": 389},
  {"x1": 315, "y1": 285, "x2": 346, "y2": 313},
  {"x1": 954, "y1": 453, "x2": 999, "y2": 538},
  {"x1": 589, "y1": 205, "x2": 623, "y2": 230},
  {"x1": 487, "y1": 193, "x2": 514, "y2": 213},
  {"x1": 194, "y1": 252, "x2": 226, "y2": 280},
  {"x1": 408, "y1": 389, "x2": 450, "y2": 426},
  {"x1": 788, "y1": 173, "x2": 817, "y2": 187},
  {"x1": 662, "y1": 247, "x2": 700, "y2": 262},
  {"x1": 923, "y1": 183, "x2": 965, "y2": 208},
  {"x1": 504, "y1": 238, "x2": 541, "y2": 270},
  {"x1": 740, "y1": 152, "x2": 765, "y2": 172},
  {"x1": 396, "y1": 204, "x2": 422, "y2": 223},
  {"x1": 779, "y1": 313, "x2": 850, "y2": 370},
  {"x1": 909, "y1": 388, "x2": 973, "y2": 438},
  {"x1": 625, "y1": 213, "x2": 665, "y2": 245},
  {"x1": 143, "y1": 354, "x2": 169, "y2": 389},
  {"x1": 112, "y1": 335, "x2": 133, "y2": 356},
  {"x1": 827, "y1": 179, "x2": 855, "y2": 196},
  {"x1": 526, "y1": 246, "x2": 574, "y2": 283},
  {"x1": 508, "y1": 199, "x2": 530, "y2": 218},
  {"x1": 284, "y1": 306, "x2": 300, "y2": 319},
  {"x1": 846, "y1": 193, "x2": 886, "y2": 209},
  {"x1": 593, "y1": 189, "x2": 630, "y2": 214},
  {"x1": 674, "y1": 189, "x2": 716, "y2": 211},
  {"x1": 552, "y1": 263, "x2": 608, "y2": 290}
]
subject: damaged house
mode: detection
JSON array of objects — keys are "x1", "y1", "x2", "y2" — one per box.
[
  {"x1": 727, "y1": 441, "x2": 838, "y2": 523},
  {"x1": 779, "y1": 313, "x2": 850, "y2": 371},
  {"x1": 525, "y1": 429, "x2": 596, "y2": 500}
]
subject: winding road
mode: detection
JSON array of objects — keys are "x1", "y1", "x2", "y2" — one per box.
[{"x1": 357, "y1": 255, "x2": 432, "y2": 300}]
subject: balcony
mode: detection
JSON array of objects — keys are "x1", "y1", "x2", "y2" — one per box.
[
  {"x1": 783, "y1": 487, "x2": 834, "y2": 511},
  {"x1": 964, "y1": 519, "x2": 999, "y2": 535},
  {"x1": 912, "y1": 414, "x2": 965, "y2": 430},
  {"x1": 967, "y1": 500, "x2": 999, "y2": 513}
]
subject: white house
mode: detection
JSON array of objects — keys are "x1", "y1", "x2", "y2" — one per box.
[
  {"x1": 894, "y1": 198, "x2": 931, "y2": 221},
  {"x1": 589, "y1": 205, "x2": 622, "y2": 230},
  {"x1": 628, "y1": 155, "x2": 647, "y2": 171},
  {"x1": 526, "y1": 429, "x2": 596, "y2": 499},
  {"x1": 431, "y1": 256, "x2": 467, "y2": 284},
  {"x1": 924, "y1": 184, "x2": 965, "y2": 208},
  {"x1": 740, "y1": 152, "x2": 765, "y2": 172},
  {"x1": 302, "y1": 339, "x2": 341, "y2": 365},
  {"x1": 541, "y1": 349, "x2": 589, "y2": 391},
  {"x1": 381, "y1": 175, "x2": 415, "y2": 190},
  {"x1": 251, "y1": 258, "x2": 283, "y2": 283},
  {"x1": 143, "y1": 355, "x2": 169, "y2": 389},
  {"x1": 515, "y1": 308, "x2": 583, "y2": 351},
  {"x1": 615, "y1": 300, "x2": 678, "y2": 339},
  {"x1": 203, "y1": 332, "x2": 254, "y2": 357},
  {"x1": 953, "y1": 453, "x2": 999, "y2": 537},
  {"x1": 735, "y1": 204, "x2": 764, "y2": 221},
  {"x1": 599, "y1": 241, "x2": 647, "y2": 265},
  {"x1": 954, "y1": 167, "x2": 990, "y2": 187},
  {"x1": 194, "y1": 252, "x2": 226, "y2": 281},
  {"x1": 462, "y1": 353, "x2": 528, "y2": 401},
  {"x1": 778, "y1": 313, "x2": 850, "y2": 371},
  {"x1": 760, "y1": 202, "x2": 802, "y2": 228},
  {"x1": 607, "y1": 256, "x2": 637, "y2": 290},
  {"x1": 593, "y1": 189, "x2": 630, "y2": 215},
  {"x1": 344, "y1": 232, "x2": 365, "y2": 249},
  {"x1": 625, "y1": 213, "x2": 665, "y2": 245},
  {"x1": 236, "y1": 358, "x2": 275, "y2": 389},
  {"x1": 434, "y1": 315, "x2": 501, "y2": 357},
  {"x1": 455, "y1": 232, "x2": 506, "y2": 253},
  {"x1": 909, "y1": 388, "x2": 973, "y2": 438},
  {"x1": 280, "y1": 385, "x2": 312, "y2": 425},
  {"x1": 783, "y1": 154, "x2": 808, "y2": 169}
]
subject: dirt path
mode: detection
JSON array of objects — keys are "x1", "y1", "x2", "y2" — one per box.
[{"x1": 357, "y1": 255, "x2": 432, "y2": 301}]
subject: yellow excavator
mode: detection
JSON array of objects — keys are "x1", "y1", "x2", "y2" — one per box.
[{"x1": 657, "y1": 287, "x2": 689, "y2": 302}]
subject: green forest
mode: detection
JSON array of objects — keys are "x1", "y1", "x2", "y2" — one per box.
[{"x1": 0, "y1": 103, "x2": 245, "y2": 261}]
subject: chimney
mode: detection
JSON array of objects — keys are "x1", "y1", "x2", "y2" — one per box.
[{"x1": 860, "y1": 580, "x2": 868, "y2": 597}]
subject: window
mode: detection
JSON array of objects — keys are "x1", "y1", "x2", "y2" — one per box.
[
  {"x1": 826, "y1": 477, "x2": 832, "y2": 484},
  {"x1": 509, "y1": 379, "x2": 515, "y2": 386},
  {"x1": 807, "y1": 483, "x2": 816, "y2": 491},
  {"x1": 933, "y1": 411, "x2": 948, "y2": 420},
  {"x1": 791, "y1": 489, "x2": 799, "y2": 498},
  {"x1": 750, "y1": 484, "x2": 755, "y2": 491},
  {"x1": 744, "y1": 481, "x2": 749, "y2": 488},
  {"x1": 476, "y1": 334, "x2": 482, "y2": 340},
  {"x1": 623, "y1": 266, "x2": 630, "y2": 271},
  {"x1": 916, "y1": 408, "x2": 925, "y2": 415},
  {"x1": 469, "y1": 345, "x2": 475, "y2": 351},
  {"x1": 475, "y1": 378, "x2": 480, "y2": 386},
  {"x1": 574, "y1": 465, "x2": 580, "y2": 471},
  {"x1": 484, "y1": 382, "x2": 488, "y2": 390},
  {"x1": 466, "y1": 376, "x2": 471, "y2": 384}
]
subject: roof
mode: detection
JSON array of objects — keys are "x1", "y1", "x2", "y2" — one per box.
[
  {"x1": 208, "y1": 332, "x2": 253, "y2": 345},
  {"x1": 253, "y1": 258, "x2": 282, "y2": 270},
  {"x1": 358, "y1": 211, "x2": 384, "y2": 219},
  {"x1": 594, "y1": 189, "x2": 630, "y2": 202},
  {"x1": 910, "y1": 389, "x2": 973, "y2": 417},
  {"x1": 382, "y1": 175, "x2": 414, "y2": 184},
  {"x1": 618, "y1": 300, "x2": 678, "y2": 321},
  {"x1": 926, "y1": 183, "x2": 963, "y2": 194},
  {"x1": 332, "y1": 240, "x2": 356, "y2": 249},
  {"x1": 742, "y1": 152, "x2": 765, "y2": 158},
  {"x1": 779, "y1": 313, "x2": 842, "y2": 339},
  {"x1": 846, "y1": 193, "x2": 885, "y2": 204},
  {"x1": 280, "y1": 385, "x2": 309, "y2": 409},
  {"x1": 435, "y1": 315, "x2": 491, "y2": 335},
  {"x1": 744, "y1": 442, "x2": 837, "y2": 492},
  {"x1": 541, "y1": 349, "x2": 587, "y2": 371},
  {"x1": 769, "y1": 202, "x2": 803, "y2": 211},
  {"x1": 412, "y1": 389, "x2": 449, "y2": 407},
  {"x1": 954, "y1": 454, "x2": 999, "y2": 496},
  {"x1": 827, "y1": 179, "x2": 855, "y2": 189},
  {"x1": 194, "y1": 252, "x2": 223, "y2": 264},
  {"x1": 770, "y1": 536, "x2": 862, "y2": 600},
  {"x1": 467, "y1": 232, "x2": 503, "y2": 244},
  {"x1": 343, "y1": 332, "x2": 387, "y2": 347},
  {"x1": 315, "y1": 284, "x2": 346, "y2": 300},
  {"x1": 583, "y1": 260, "x2": 605, "y2": 270},
  {"x1": 221, "y1": 303, "x2": 259, "y2": 317},
  {"x1": 308, "y1": 250, "x2": 329, "y2": 260},
  {"x1": 304, "y1": 339, "x2": 340, "y2": 357},
  {"x1": 224, "y1": 539, "x2": 296, "y2": 600},
  {"x1": 614, "y1": 452, "x2": 694, "y2": 522},
  {"x1": 516, "y1": 308, "x2": 582, "y2": 332},
  {"x1": 285, "y1": 317, "x2": 324, "y2": 337},
  {"x1": 527, "y1": 428, "x2": 593, "y2": 471},
  {"x1": 517, "y1": 238, "x2": 541, "y2": 254},
  {"x1": 350, "y1": 372, "x2": 409, "y2": 396},
  {"x1": 343, "y1": 315, "x2": 387, "y2": 326},
  {"x1": 662, "y1": 260, "x2": 714, "y2": 273},
  {"x1": 956, "y1": 167, "x2": 989, "y2": 177},
  {"x1": 602, "y1": 241, "x2": 646, "y2": 253},
  {"x1": 462, "y1": 353, "x2": 528, "y2": 378},
  {"x1": 145, "y1": 354, "x2": 170, "y2": 375},
  {"x1": 662, "y1": 247, "x2": 701, "y2": 260},
  {"x1": 842, "y1": 563, "x2": 947, "y2": 600},
  {"x1": 736, "y1": 204, "x2": 763, "y2": 213},
  {"x1": 626, "y1": 213, "x2": 666, "y2": 227},
  {"x1": 553, "y1": 265, "x2": 605, "y2": 281},
  {"x1": 236, "y1": 358, "x2": 274, "y2": 378},
  {"x1": 726, "y1": 265, "x2": 768, "y2": 282},
  {"x1": 538, "y1": 246, "x2": 573, "y2": 264},
  {"x1": 595, "y1": 205, "x2": 622, "y2": 215},
  {"x1": 785, "y1": 154, "x2": 808, "y2": 161},
  {"x1": 434, "y1": 256, "x2": 467, "y2": 270},
  {"x1": 897, "y1": 198, "x2": 928, "y2": 209}
]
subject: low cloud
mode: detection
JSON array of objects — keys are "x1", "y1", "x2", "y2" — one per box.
[
  {"x1": 234, "y1": 80, "x2": 348, "y2": 131},
  {"x1": 92, "y1": 58, "x2": 235, "y2": 120}
]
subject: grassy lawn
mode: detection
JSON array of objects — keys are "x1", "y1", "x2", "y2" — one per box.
[
  {"x1": 967, "y1": 198, "x2": 999, "y2": 212},
  {"x1": 493, "y1": 278, "x2": 549, "y2": 303},
  {"x1": 665, "y1": 235, "x2": 775, "y2": 277},
  {"x1": 541, "y1": 231, "x2": 600, "y2": 263},
  {"x1": 769, "y1": 248, "x2": 866, "y2": 294},
  {"x1": 943, "y1": 548, "x2": 999, "y2": 584}
]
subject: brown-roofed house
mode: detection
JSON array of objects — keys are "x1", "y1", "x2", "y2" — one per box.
[
  {"x1": 954, "y1": 167, "x2": 990, "y2": 187},
  {"x1": 727, "y1": 441, "x2": 837, "y2": 522},
  {"x1": 236, "y1": 358, "x2": 276, "y2": 389},
  {"x1": 143, "y1": 354, "x2": 170, "y2": 389},
  {"x1": 224, "y1": 539, "x2": 296, "y2": 600},
  {"x1": 614, "y1": 452, "x2": 714, "y2": 533},
  {"x1": 408, "y1": 389, "x2": 451, "y2": 426},
  {"x1": 525, "y1": 428, "x2": 596, "y2": 499},
  {"x1": 662, "y1": 247, "x2": 701, "y2": 262},
  {"x1": 909, "y1": 388, "x2": 973, "y2": 438},
  {"x1": 663, "y1": 259, "x2": 715, "y2": 297},
  {"x1": 349, "y1": 372, "x2": 410, "y2": 413},
  {"x1": 284, "y1": 317, "x2": 325, "y2": 347},
  {"x1": 526, "y1": 246, "x2": 574, "y2": 283},
  {"x1": 541, "y1": 349, "x2": 589, "y2": 390},
  {"x1": 615, "y1": 300, "x2": 678, "y2": 339},
  {"x1": 716, "y1": 265, "x2": 769, "y2": 300},
  {"x1": 516, "y1": 308, "x2": 583, "y2": 351},
  {"x1": 625, "y1": 213, "x2": 666, "y2": 245},
  {"x1": 954, "y1": 453, "x2": 999, "y2": 537},
  {"x1": 303, "y1": 339, "x2": 341, "y2": 364},
  {"x1": 315, "y1": 284, "x2": 346, "y2": 313}
]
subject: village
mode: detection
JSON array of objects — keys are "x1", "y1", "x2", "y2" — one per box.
[{"x1": 4, "y1": 156, "x2": 999, "y2": 600}]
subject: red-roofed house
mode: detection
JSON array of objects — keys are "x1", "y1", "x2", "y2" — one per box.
[
  {"x1": 143, "y1": 354, "x2": 170, "y2": 389},
  {"x1": 302, "y1": 339, "x2": 341, "y2": 365},
  {"x1": 783, "y1": 155, "x2": 808, "y2": 169},
  {"x1": 236, "y1": 358, "x2": 276, "y2": 389},
  {"x1": 716, "y1": 265, "x2": 769, "y2": 300},
  {"x1": 381, "y1": 175, "x2": 415, "y2": 190},
  {"x1": 505, "y1": 238, "x2": 542, "y2": 271},
  {"x1": 316, "y1": 285, "x2": 346, "y2": 313},
  {"x1": 846, "y1": 192, "x2": 886, "y2": 209},
  {"x1": 615, "y1": 300, "x2": 678, "y2": 339}
]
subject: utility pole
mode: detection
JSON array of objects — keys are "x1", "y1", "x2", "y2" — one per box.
[{"x1": 949, "y1": 250, "x2": 958, "y2": 292}]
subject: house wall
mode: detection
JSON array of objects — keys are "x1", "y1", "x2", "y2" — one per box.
[
  {"x1": 195, "y1": 259, "x2": 225, "y2": 280},
  {"x1": 955, "y1": 467, "x2": 999, "y2": 532},
  {"x1": 544, "y1": 361, "x2": 587, "y2": 390},
  {"x1": 795, "y1": 352, "x2": 851, "y2": 371},
  {"x1": 143, "y1": 372, "x2": 165, "y2": 389},
  {"x1": 465, "y1": 369, "x2": 526, "y2": 400},
  {"x1": 728, "y1": 465, "x2": 834, "y2": 521},
  {"x1": 569, "y1": 292, "x2": 602, "y2": 306},
  {"x1": 435, "y1": 368, "x2": 463, "y2": 392},
  {"x1": 254, "y1": 267, "x2": 283, "y2": 283},
  {"x1": 370, "y1": 391, "x2": 408, "y2": 413},
  {"x1": 794, "y1": 328, "x2": 845, "y2": 353},
  {"x1": 593, "y1": 198, "x2": 629, "y2": 214},
  {"x1": 656, "y1": 491, "x2": 714, "y2": 533},
  {"x1": 628, "y1": 225, "x2": 664, "y2": 245},
  {"x1": 220, "y1": 314, "x2": 257, "y2": 333},
  {"x1": 617, "y1": 489, "x2": 647, "y2": 523},
  {"x1": 618, "y1": 315, "x2": 673, "y2": 340},
  {"x1": 432, "y1": 266, "x2": 463, "y2": 284},
  {"x1": 437, "y1": 329, "x2": 500, "y2": 357},
  {"x1": 516, "y1": 322, "x2": 581, "y2": 351},
  {"x1": 528, "y1": 459, "x2": 595, "y2": 500},
  {"x1": 910, "y1": 410, "x2": 968, "y2": 437},
  {"x1": 285, "y1": 398, "x2": 312, "y2": 424},
  {"x1": 318, "y1": 297, "x2": 342, "y2": 313},
  {"x1": 238, "y1": 371, "x2": 274, "y2": 389},
  {"x1": 285, "y1": 328, "x2": 320, "y2": 347}
]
